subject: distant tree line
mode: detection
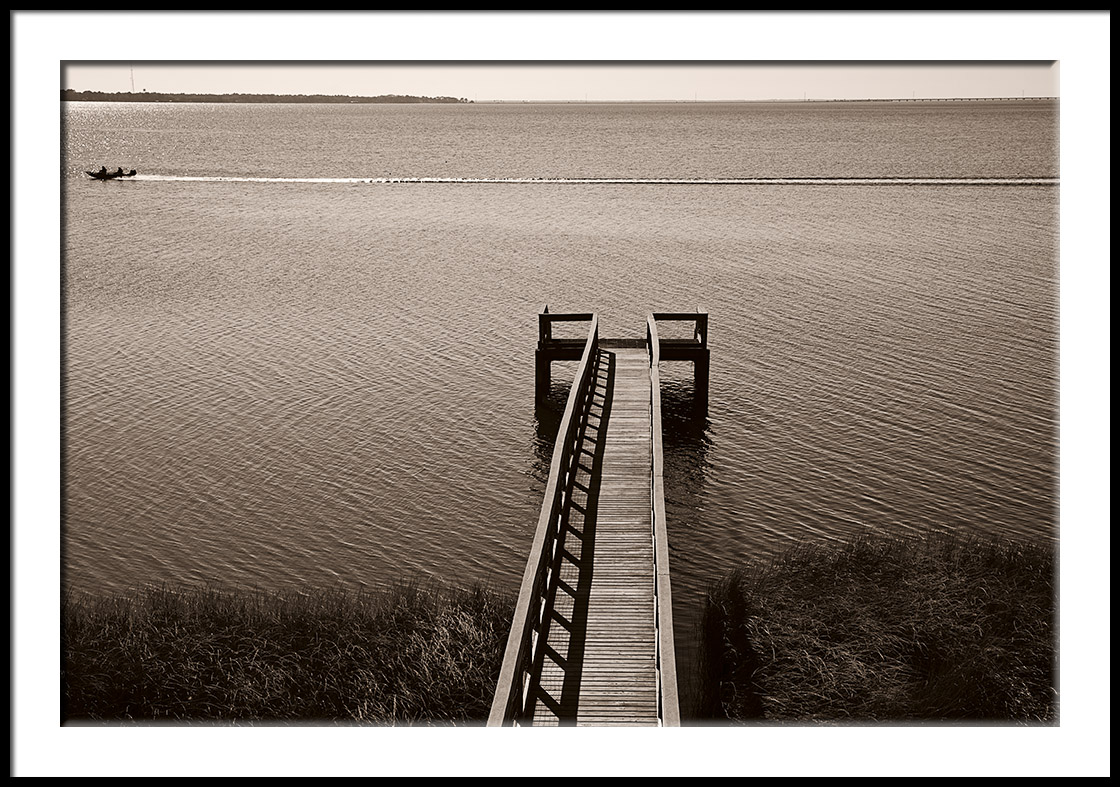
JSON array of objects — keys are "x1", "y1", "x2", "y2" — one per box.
[{"x1": 61, "y1": 89, "x2": 471, "y2": 104}]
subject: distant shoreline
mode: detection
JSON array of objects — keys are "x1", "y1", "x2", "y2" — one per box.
[
  {"x1": 62, "y1": 90, "x2": 1055, "y2": 106},
  {"x1": 60, "y1": 89, "x2": 472, "y2": 104}
]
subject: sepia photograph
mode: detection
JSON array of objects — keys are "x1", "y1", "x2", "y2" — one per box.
[{"x1": 15, "y1": 10, "x2": 1110, "y2": 778}]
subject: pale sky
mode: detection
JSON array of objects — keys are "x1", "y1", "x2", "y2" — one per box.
[
  {"x1": 31, "y1": 11, "x2": 1074, "y2": 102},
  {"x1": 11, "y1": 9, "x2": 1112, "y2": 780}
]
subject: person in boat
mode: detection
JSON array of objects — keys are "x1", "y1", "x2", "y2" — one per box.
[
  {"x1": 114, "y1": 167, "x2": 125, "y2": 177},
  {"x1": 98, "y1": 166, "x2": 107, "y2": 176}
]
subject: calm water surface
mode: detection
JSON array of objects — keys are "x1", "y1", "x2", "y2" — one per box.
[{"x1": 63, "y1": 100, "x2": 1059, "y2": 717}]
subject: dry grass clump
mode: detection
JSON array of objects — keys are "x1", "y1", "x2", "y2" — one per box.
[
  {"x1": 63, "y1": 580, "x2": 513, "y2": 724},
  {"x1": 700, "y1": 532, "x2": 1056, "y2": 723}
]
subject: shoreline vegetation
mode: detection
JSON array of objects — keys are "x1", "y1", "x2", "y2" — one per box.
[
  {"x1": 699, "y1": 532, "x2": 1056, "y2": 724},
  {"x1": 63, "y1": 531, "x2": 1056, "y2": 725},
  {"x1": 62, "y1": 580, "x2": 512, "y2": 725}
]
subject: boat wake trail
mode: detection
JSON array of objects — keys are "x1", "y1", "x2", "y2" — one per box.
[{"x1": 134, "y1": 175, "x2": 1059, "y2": 186}]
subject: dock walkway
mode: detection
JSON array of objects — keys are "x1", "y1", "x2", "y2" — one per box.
[
  {"x1": 488, "y1": 311, "x2": 708, "y2": 727},
  {"x1": 529, "y1": 347, "x2": 658, "y2": 725}
]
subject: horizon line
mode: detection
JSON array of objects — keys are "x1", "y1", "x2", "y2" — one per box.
[{"x1": 62, "y1": 90, "x2": 1057, "y2": 104}]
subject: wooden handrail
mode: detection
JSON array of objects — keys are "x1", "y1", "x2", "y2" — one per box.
[
  {"x1": 489, "y1": 314, "x2": 600, "y2": 726},
  {"x1": 538, "y1": 310, "x2": 596, "y2": 345},
  {"x1": 646, "y1": 314, "x2": 680, "y2": 726},
  {"x1": 651, "y1": 311, "x2": 708, "y2": 348}
]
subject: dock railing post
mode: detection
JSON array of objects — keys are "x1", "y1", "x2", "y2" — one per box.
[
  {"x1": 536, "y1": 308, "x2": 552, "y2": 401},
  {"x1": 693, "y1": 309, "x2": 710, "y2": 404}
]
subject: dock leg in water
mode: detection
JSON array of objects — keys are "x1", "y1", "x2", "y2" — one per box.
[{"x1": 535, "y1": 350, "x2": 552, "y2": 402}]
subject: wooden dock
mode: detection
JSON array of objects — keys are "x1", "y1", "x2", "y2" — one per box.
[{"x1": 488, "y1": 310, "x2": 708, "y2": 727}]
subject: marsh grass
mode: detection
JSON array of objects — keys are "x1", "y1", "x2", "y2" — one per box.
[
  {"x1": 63, "y1": 580, "x2": 513, "y2": 724},
  {"x1": 699, "y1": 532, "x2": 1057, "y2": 724}
]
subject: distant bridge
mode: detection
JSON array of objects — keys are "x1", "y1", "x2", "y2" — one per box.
[{"x1": 488, "y1": 310, "x2": 709, "y2": 726}]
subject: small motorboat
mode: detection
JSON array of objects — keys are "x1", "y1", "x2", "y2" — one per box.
[{"x1": 86, "y1": 167, "x2": 137, "y2": 180}]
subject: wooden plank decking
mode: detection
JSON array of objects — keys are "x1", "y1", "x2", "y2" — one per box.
[
  {"x1": 489, "y1": 311, "x2": 703, "y2": 727},
  {"x1": 526, "y1": 347, "x2": 659, "y2": 726}
]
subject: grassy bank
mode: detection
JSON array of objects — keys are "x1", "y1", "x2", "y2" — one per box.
[
  {"x1": 699, "y1": 532, "x2": 1056, "y2": 723},
  {"x1": 63, "y1": 581, "x2": 514, "y2": 724}
]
